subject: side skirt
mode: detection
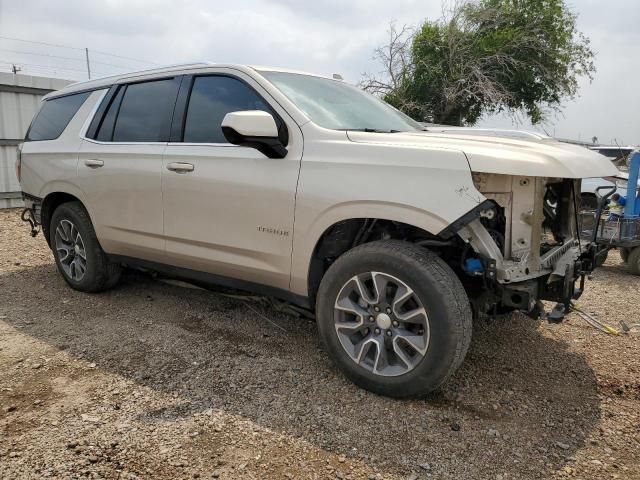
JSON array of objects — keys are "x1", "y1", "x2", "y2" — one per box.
[{"x1": 108, "y1": 255, "x2": 311, "y2": 309}]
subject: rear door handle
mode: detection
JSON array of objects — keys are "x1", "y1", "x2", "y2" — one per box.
[
  {"x1": 166, "y1": 162, "x2": 194, "y2": 173},
  {"x1": 84, "y1": 159, "x2": 104, "y2": 168}
]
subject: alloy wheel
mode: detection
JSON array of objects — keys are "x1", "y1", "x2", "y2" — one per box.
[
  {"x1": 54, "y1": 219, "x2": 87, "y2": 281},
  {"x1": 333, "y1": 271, "x2": 430, "y2": 376}
]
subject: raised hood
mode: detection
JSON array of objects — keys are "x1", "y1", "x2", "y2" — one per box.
[{"x1": 346, "y1": 130, "x2": 619, "y2": 179}]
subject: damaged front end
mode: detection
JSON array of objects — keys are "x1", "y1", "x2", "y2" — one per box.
[{"x1": 449, "y1": 174, "x2": 597, "y2": 321}]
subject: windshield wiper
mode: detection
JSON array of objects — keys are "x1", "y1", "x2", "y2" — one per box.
[{"x1": 347, "y1": 128, "x2": 403, "y2": 133}]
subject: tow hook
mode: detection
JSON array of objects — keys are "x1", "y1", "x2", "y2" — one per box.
[{"x1": 21, "y1": 208, "x2": 40, "y2": 237}]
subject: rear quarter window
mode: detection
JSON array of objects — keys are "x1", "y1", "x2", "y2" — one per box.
[{"x1": 26, "y1": 92, "x2": 91, "y2": 141}]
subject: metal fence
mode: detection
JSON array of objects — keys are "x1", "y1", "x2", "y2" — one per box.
[
  {"x1": 580, "y1": 210, "x2": 640, "y2": 243},
  {"x1": 0, "y1": 72, "x2": 72, "y2": 208}
]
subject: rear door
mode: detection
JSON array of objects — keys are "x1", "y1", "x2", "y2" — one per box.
[
  {"x1": 161, "y1": 70, "x2": 303, "y2": 291},
  {"x1": 77, "y1": 77, "x2": 180, "y2": 261}
]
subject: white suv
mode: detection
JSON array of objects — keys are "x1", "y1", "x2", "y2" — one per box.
[{"x1": 18, "y1": 63, "x2": 616, "y2": 397}]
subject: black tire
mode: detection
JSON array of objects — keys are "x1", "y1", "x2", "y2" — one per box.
[
  {"x1": 627, "y1": 247, "x2": 640, "y2": 276},
  {"x1": 594, "y1": 248, "x2": 609, "y2": 267},
  {"x1": 50, "y1": 201, "x2": 121, "y2": 292},
  {"x1": 620, "y1": 247, "x2": 631, "y2": 263},
  {"x1": 580, "y1": 193, "x2": 598, "y2": 211},
  {"x1": 316, "y1": 240, "x2": 472, "y2": 398}
]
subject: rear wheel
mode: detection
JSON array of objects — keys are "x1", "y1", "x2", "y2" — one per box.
[
  {"x1": 316, "y1": 240, "x2": 472, "y2": 398},
  {"x1": 50, "y1": 202, "x2": 121, "y2": 292},
  {"x1": 620, "y1": 247, "x2": 631, "y2": 263},
  {"x1": 627, "y1": 247, "x2": 640, "y2": 276}
]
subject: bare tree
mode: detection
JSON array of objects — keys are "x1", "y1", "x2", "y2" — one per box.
[
  {"x1": 360, "y1": 24, "x2": 413, "y2": 96},
  {"x1": 359, "y1": 24, "x2": 426, "y2": 116}
]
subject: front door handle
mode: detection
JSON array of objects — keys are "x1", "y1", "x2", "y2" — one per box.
[
  {"x1": 166, "y1": 162, "x2": 194, "y2": 173},
  {"x1": 84, "y1": 159, "x2": 104, "y2": 168}
]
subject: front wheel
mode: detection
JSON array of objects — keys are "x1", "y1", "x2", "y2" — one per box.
[
  {"x1": 316, "y1": 240, "x2": 472, "y2": 398},
  {"x1": 50, "y1": 202, "x2": 121, "y2": 292}
]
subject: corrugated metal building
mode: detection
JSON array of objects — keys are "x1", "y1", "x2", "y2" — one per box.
[{"x1": 0, "y1": 72, "x2": 72, "y2": 208}]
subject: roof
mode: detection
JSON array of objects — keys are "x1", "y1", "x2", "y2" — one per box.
[
  {"x1": 45, "y1": 63, "x2": 329, "y2": 99},
  {"x1": 46, "y1": 63, "x2": 211, "y2": 98}
]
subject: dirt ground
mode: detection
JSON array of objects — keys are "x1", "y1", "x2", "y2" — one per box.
[{"x1": 1, "y1": 207, "x2": 639, "y2": 480}]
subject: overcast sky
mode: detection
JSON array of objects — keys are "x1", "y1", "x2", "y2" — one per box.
[{"x1": 0, "y1": 0, "x2": 638, "y2": 145}]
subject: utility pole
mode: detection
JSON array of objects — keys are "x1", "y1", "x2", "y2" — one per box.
[
  {"x1": 11, "y1": 64, "x2": 21, "y2": 74},
  {"x1": 85, "y1": 48, "x2": 91, "y2": 79}
]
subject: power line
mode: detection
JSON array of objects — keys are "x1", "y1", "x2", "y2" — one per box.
[
  {"x1": 0, "y1": 35, "x2": 84, "y2": 51},
  {"x1": 88, "y1": 58, "x2": 147, "y2": 70},
  {"x1": 0, "y1": 60, "x2": 93, "y2": 73},
  {"x1": 0, "y1": 60, "x2": 110, "y2": 77},
  {"x1": 0, "y1": 63, "x2": 80, "y2": 78},
  {"x1": 0, "y1": 66, "x2": 78, "y2": 77},
  {"x1": 88, "y1": 49, "x2": 160, "y2": 66},
  {"x1": 0, "y1": 35, "x2": 161, "y2": 80},
  {"x1": 0, "y1": 47, "x2": 84, "y2": 62},
  {"x1": 0, "y1": 35, "x2": 159, "y2": 66},
  {"x1": 0, "y1": 65, "x2": 92, "y2": 79},
  {"x1": 0, "y1": 47, "x2": 154, "y2": 71}
]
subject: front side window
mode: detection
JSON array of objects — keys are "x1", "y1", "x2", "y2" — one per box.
[
  {"x1": 111, "y1": 79, "x2": 178, "y2": 142},
  {"x1": 26, "y1": 92, "x2": 91, "y2": 141},
  {"x1": 261, "y1": 71, "x2": 423, "y2": 133},
  {"x1": 183, "y1": 76, "x2": 269, "y2": 143}
]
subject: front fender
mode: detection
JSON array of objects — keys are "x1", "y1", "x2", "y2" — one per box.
[{"x1": 289, "y1": 127, "x2": 486, "y2": 297}]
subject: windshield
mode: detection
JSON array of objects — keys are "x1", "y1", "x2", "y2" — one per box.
[{"x1": 260, "y1": 71, "x2": 423, "y2": 132}]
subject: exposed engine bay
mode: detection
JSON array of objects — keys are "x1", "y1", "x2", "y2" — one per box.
[
  {"x1": 454, "y1": 173, "x2": 596, "y2": 320},
  {"x1": 309, "y1": 172, "x2": 597, "y2": 321}
]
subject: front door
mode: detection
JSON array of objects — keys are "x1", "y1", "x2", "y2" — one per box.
[{"x1": 161, "y1": 72, "x2": 302, "y2": 291}]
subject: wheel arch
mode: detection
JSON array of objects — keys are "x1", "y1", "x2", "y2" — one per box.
[
  {"x1": 303, "y1": 215, "x2": 443, "y2": 309},
  {"x1": 41, "y1": 191, "x2": 86, "y2": 246}
]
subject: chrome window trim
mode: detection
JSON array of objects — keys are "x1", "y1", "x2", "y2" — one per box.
[
  {"x1": 166, "y1": 142, "x2": 236, "y2": 148},
  {"x1": 82, "y1": 138, "x2": 168, "y2": 146}
]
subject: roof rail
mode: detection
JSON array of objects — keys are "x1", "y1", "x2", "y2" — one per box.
[{"x1": 64, "y1": 62, "x2": 212, "y2": 89}]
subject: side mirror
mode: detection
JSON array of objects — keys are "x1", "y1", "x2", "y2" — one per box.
[{"x1": 221, "y1": 110, "x2": 287, "y2": 159}]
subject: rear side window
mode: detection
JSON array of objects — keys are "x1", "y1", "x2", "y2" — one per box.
[
  {"x1": 95, "y1": 87, "x2": 125, "y2": 142},
  {"x1": 26, "y1": 92, "x2": 91, "y2": 141},
  {"x1": 183, "y1": 76, "x2": 269, "y2": 143},
  {"x1": 111, "y1": 79, "x2": 179, "y2": 142}
]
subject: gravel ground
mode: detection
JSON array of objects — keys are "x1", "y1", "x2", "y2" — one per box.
[{"x1": 1, "y1": 207, "x2": 639, "y2": 480}]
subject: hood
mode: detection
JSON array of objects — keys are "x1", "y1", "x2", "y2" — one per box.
[{"x1": 346, "y1": 130, "x2": 619, "y2": 179}]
